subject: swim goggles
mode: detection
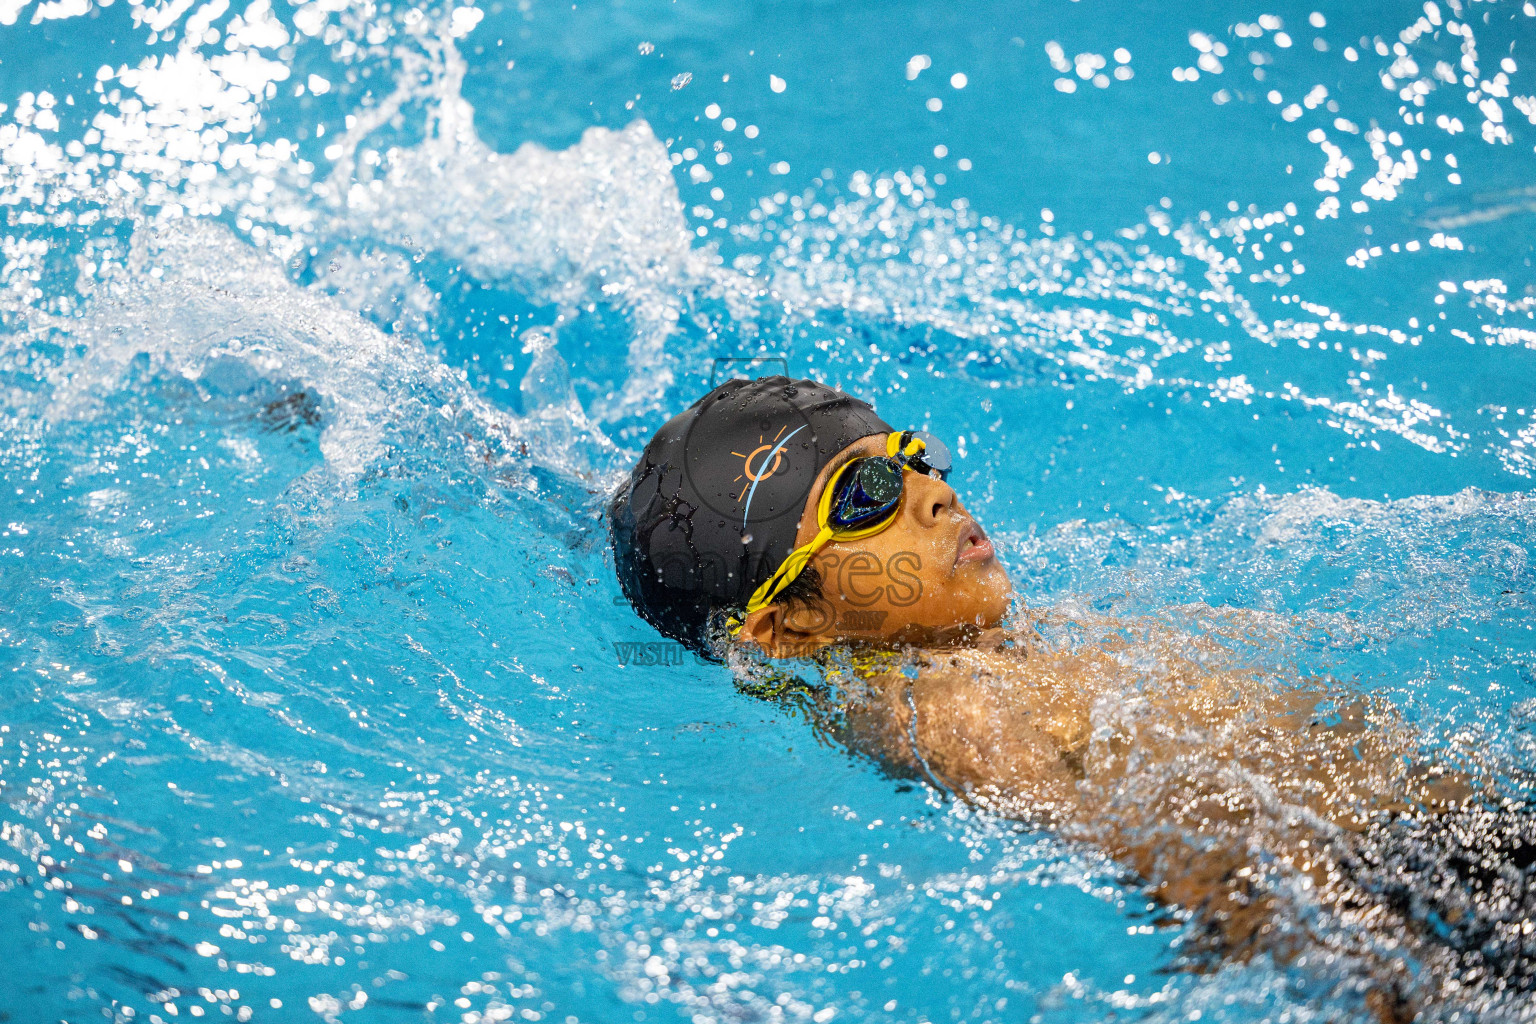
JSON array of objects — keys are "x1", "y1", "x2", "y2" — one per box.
[{"x1": 734, "y1": 429, "x2": 953, "y2": 627}]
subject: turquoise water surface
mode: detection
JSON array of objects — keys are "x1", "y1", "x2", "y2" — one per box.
[{"x1": 2, "y1": 0, "x2": 1536, "y2": 1021}]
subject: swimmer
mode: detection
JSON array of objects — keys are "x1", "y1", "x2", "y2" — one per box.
[{"x1": 608, "y1": 376, "x2": 1535, "y2": 1019}]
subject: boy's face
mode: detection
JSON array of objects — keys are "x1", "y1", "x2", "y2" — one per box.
[{"x1": 739, "y1": 433, "x2": 1014, "y2": 654}]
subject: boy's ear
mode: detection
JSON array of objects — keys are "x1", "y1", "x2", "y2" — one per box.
[{"x1": 737, "y1": 602, "x2": 830, "y2": 658}]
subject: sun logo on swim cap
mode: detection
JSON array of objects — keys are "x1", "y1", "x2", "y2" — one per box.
[
  {"x1": 731, "y1": 422, "x2": 807, "y2": 524},
  {"x1": 733, "y1": 426, "x2": 789, "y2": 501}
]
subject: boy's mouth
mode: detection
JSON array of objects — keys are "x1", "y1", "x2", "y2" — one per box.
[{"x1": 954, "y1": 518, "x2": 994, "y2": 565}]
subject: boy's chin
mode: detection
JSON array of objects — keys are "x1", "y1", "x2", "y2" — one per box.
[{"x1": 964, "y1": 574, "x2": 1014, "y2": 623}]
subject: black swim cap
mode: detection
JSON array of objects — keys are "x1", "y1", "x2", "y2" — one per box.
[{"x1": 609, "y1": 376, "x2": 892, "y2": 655}]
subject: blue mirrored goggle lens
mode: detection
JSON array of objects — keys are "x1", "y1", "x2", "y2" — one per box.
[
  {"x1": 829, "y1": 457, "x2": 903, "y2": 530},
  {"x1": 855, "y1": 457, "x2": 903, "y2": 503}
]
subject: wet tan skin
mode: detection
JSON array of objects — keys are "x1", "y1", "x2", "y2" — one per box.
[{"x1": 735, "y1": 433, "x2": 1482, "y2": 1018}]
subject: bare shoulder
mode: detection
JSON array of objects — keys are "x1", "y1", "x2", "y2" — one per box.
[{"x1": 842, "y1": 643, "x2": 1089, "y2": 817}]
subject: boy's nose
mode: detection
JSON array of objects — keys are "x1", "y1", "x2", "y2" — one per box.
[{"x1": 906, "y1": 471, "x2": 957, "y2": 527}]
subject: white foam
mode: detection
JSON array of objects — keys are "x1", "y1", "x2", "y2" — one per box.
[
  {"x1": 1252, "y1": 483, "x2": 1518, "y2": 545},
  {"x1": 310, "y1": 38, "x2": 704, "y2": 421},
  {"x1": 35, "y1": 219, "x2": 415, "y2": 477},
  {"x1": 25, "y1": 218, "x2": 615, "y2": 483}
]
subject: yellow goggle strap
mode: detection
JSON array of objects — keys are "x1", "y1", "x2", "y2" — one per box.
[{"x1": 739, "y1": 524, "x2": 834, "y2": 623}]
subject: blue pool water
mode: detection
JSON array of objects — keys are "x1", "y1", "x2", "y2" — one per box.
[{"x1": 2, "y1": 0, "x2": 1535, "y2": 1020}]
